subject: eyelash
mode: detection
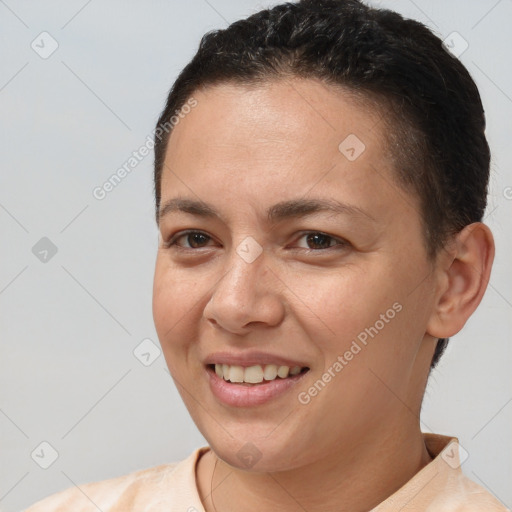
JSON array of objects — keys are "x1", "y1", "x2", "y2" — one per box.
[{"x1": 163, "y1": 230, "x2": 349, "y2": 253}]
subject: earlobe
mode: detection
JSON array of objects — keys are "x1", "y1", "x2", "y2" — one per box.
[{"x1": 426, "y1": 222, "x2": 495, "y2": 339}]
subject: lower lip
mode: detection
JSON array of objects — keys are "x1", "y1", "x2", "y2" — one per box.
[{"x1": 206, "y1": 366, "x2": 309, "y2": 407}]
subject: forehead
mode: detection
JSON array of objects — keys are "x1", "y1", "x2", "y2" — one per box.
[
  {"x1": 161, "y1": 78, "x2": 417, "y2": 226},
  {"x1": 167, "y1": 78, "x2": 387, "y2": 161}
]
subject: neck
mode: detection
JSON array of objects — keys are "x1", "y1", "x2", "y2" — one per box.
[{"x1": 198, "y1": 423, "x2": 433, "y2": 512}]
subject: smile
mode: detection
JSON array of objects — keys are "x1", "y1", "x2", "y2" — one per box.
[
  {"x1": 213, "y1": 363, "x2": 308, "y2": 384},
  {"x1": 206, "y1": 364, "x2": 310, "y2": 407}
]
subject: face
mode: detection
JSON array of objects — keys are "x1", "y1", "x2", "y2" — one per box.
[{"x1": 152, "y1": 78, "x2": 439, "y2": 472}]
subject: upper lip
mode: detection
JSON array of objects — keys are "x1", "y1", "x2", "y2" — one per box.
[{"x1": 204, "y1": 351, "x2": 310, "y2": 368}]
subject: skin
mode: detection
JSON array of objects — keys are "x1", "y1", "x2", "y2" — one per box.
[{"x1": 152, "y1": 78, "x2": 494, "y2": 512}]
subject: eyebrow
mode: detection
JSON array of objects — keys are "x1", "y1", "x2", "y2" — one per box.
[{"x1": 158, "y1": 196, "x2": 374, "y2": 224}]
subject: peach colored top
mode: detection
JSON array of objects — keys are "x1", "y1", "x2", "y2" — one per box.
[{"x1": 24, "y1": 433, "x2": 509, "y2": 511}]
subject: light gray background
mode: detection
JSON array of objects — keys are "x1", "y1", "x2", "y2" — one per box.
[{"x1": 1, "y1": 1, "x2": 511, "y2": 511}]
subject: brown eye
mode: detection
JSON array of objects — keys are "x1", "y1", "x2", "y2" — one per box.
[
  {"x1": 184, "y1": 232, "x2": 211, "y2": 248},
  {"x1": 305, "y1": 233, "x2": 334, "y2": 249},
  {"x1": 165, "y1": 231, "x2": 214, "y2": 249},
  {"x1": 295, "y1": 232, "x2": 346, "y2": 251}
]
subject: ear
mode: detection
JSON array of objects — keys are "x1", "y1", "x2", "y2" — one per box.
[{"x1": 426, "y1": 222, "x2": 495, "y2": 338}]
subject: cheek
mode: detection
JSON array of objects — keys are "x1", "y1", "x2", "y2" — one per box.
[
  {"x1": 291, "y1": 266, "x2": 391, "y2": 347},
  {"x1": 152, "y1": 260, "x2": 204, "y2": 356},
  {"x1": 297, "y1": 263, "x2": 418, "y2": 390}
]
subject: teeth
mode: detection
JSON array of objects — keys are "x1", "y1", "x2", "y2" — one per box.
[
  {"x1": 277, "y1": 366, "x2": 289, "y2": 378},
  {"x1": 263, "y1": 364, "x2": 277, "y2": 380},
  {"x1": 244, "y1": 365, "x2": 264, "y2": 383},
  {"x1": 213, "y1": 363, "x2": 306, "y2": 383},
  {"x1": 229, "y1": 365, "x2": 244, "y2": 383},
  {"x1": 290, "y1": 366, "x2": 302, "y2": 375}
]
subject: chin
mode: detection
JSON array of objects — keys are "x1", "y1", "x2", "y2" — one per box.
[{"x1": 204, "y1": 428, "x2": 311, "y2": 473}]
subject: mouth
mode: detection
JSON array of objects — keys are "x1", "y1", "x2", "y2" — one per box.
[
  {"x1": 205, "y1": 363, "x2": 310, "y2": 407},
  {"x1": 207, "y1": 363, "x2": 310, "y2": 385}
]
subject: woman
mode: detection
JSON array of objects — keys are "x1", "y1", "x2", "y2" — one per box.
[{"x1": 24, "y1": 0, "x2": 507, "y2": 510}]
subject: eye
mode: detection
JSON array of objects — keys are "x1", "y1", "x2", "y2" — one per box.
[
  {"x1": 163, "y1": 230, "x2": 349, "y2": 252},
  {"x1": 164, "y1": 230, "x2": 216, "y2": 249},
  {"x1": 293, "y1": 231, "x2": 348, "y2": 251}
]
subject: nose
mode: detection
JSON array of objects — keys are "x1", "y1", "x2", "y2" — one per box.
[{"x1": 203, "y1": 247, "x2": 285, "y2": 335}]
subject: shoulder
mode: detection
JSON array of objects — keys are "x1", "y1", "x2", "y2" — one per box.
[
  {"x1": 426, "y1": 472, "x2": 510, "y2": 512},
  {"x1": 373, "y1": 434, "x2": 510, "y2": 512},
  {"x1": 22, "y1": 461, "x2": 183, "y2": 512},
  {"x1": 422, "y1": 433, "x2": 509, "y2": 511}
]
